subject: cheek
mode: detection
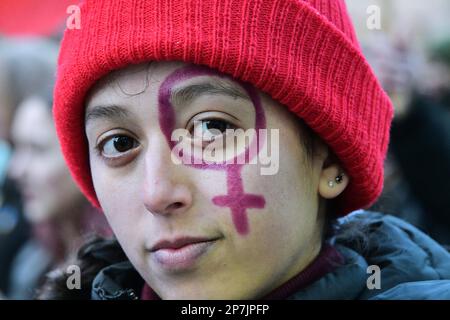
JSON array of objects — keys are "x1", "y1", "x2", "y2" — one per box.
[
  {"x1": 93, "y1": 164, "x2": 140, "y2": 226},
  {"x1": 91, "y1": 160, "x2": 148, "y2": 259},
  {"x1": 235, "y1": 135, "x2": 319, "y2": 248},
  {"x1": 224, "y1": 162, "x2": 319, "y2": 292},
  {"x1": 255, "y1": 102, "x2": 319, "y2": 238}
]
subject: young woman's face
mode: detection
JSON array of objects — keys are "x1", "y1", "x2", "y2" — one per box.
[
  {"x1": 85, "y1": 61, "x2": 329, "y2": 299},
  {"x1": 9, "y1": 98, "x2": 83, "y2": 223}
]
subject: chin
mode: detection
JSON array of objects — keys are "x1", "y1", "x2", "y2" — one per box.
[{"x1": 159, "y1": 283, "x2": 243, "y2": 300}]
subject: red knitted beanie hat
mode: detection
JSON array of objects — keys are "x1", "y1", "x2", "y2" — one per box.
[{"x1": 54, "y1": 0, "x2": 393, "y2": 216}]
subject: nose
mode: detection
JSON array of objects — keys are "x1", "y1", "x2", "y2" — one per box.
[{"x1": 142, "y1": 138, "x2": 193, "y2": 216}]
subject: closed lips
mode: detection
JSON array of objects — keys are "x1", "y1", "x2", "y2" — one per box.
[
  {"x1": 149, "y1": 237, "x2": 221, "y2": 270},
  {"x1": 150, "y1": 237, "x2": 219, "y2": 252}
]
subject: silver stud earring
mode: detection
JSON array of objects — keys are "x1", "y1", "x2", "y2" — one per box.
[
  {"x1": 328, "y1": 173, "x2": 344, "y2": 188},
  {"x1": 335, "y1": 173, "x2": 344, "y2": 184}
]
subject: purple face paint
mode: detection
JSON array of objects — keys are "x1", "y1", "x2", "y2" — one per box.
[{"x1": 158, "y1": 65, "x2": 266, "y2": 235}]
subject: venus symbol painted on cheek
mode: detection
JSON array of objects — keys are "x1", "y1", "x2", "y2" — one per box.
[{"x1": 158, "y1": 65, "x2": 266, "y2": 235}]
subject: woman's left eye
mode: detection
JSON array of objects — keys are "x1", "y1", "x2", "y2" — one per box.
[
  {"x1": 192, "y1": 119, "x2": 236, "y2": 141},
  {"x1": 202, "y1": 119, "x2": 233, "y2": 133}
]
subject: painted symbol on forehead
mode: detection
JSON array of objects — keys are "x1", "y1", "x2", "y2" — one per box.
[{"x1": 158, "y1": 65, "x2": 266, "y2": 235}]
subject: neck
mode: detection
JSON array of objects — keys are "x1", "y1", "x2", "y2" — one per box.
[{"x1": 261, "y1": 244, "x2": 344, "y2": 299}]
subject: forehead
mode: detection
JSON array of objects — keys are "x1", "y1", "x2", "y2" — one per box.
[
  {"x1": 85, "y1": 61, "x2": 249, "y2": 108},
  {"x1": 84, "y1": 61, "x2": 258, "y2": 132},
  {"x1": 86, "y1": 62, "x2": 174, "y2": 107}
]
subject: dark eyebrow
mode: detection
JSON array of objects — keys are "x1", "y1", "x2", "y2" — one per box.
[
  {"x1": 85, "y1": 104, "x2": 131, "y2": 125},
  {"x1": 85, "y1": 80, "x2": 250, "y2": 124},
  {"x1": 170, "y1": 79, "x2": 251, "y2": 109}
]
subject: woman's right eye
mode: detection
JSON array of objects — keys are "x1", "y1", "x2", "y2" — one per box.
[{"x1": 99, "y1": 135, "x2": 139, "y2": 158}]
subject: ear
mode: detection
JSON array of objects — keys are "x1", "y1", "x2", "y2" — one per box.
[{"x1": 318, "y1": 158, "x2": 349, "y2": 200}]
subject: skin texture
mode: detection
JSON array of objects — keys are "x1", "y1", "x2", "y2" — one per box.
[
  {"x1": 9, "y1": 97, "x2": 85, "y2": 225},
  {"x1": 85, "y1": 61, "x2": 348, "y2": 299}
]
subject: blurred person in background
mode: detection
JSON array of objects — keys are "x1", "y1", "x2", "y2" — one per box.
[
  {"x1": 364, "y1": 34, "x2": 450, "y2": 245},
  {"x1": 0, "y1": 38, "x2": 55, "y2": 297},
  {"x1": 1, "y1": 38, "x2": 110, "y2": 299},
  {"x1": 428, "y1": 39, "x2": 450, "y2": 108}
]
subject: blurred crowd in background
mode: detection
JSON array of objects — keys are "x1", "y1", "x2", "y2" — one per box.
[{"x1": 0, "y1": 0, "x2": 449, "y2": 299}]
